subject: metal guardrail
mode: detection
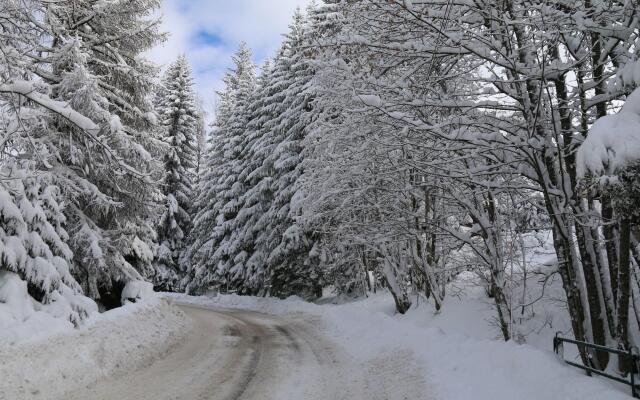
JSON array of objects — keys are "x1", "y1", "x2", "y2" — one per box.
[{"x1": 553, "y1": 333, "x2": 640, "y2": 398}]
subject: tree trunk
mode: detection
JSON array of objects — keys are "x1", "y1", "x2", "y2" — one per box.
[
  {"x1": 574, "y1": 221, "x2": 610, "y2": 369},
  {"x1": 380, "y1": 247, "x2": 412, "y2": 314},
  {"x1": 602, "y1": 196, "x2": 619, "y2": 302},
  {"x1": 489, "y1": 277, "x2": 511, "y2": 341},
  {"x1": 590, "y1": 198, "x2": 618, "y2": 339},
  {"x1": 549, "y1": 221, "x2": 592, "y2": 368}
]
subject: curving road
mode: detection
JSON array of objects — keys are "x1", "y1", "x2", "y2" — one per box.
[{"x1": 67, "y1": 304, "x2": 428, "y2": 400}]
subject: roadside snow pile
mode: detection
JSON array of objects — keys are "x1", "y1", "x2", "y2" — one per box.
[
  {"x1": 167, "y1": 286, "x2": 631, "y2": 400},
  {"x1": 577, "y1": 87, "x2": 640, "y2": 177},
  {"x1": 121, "y1": 280, "x2": 155, "y2": 304},
  {"x1": 0, "y1": 297, "x2": 188, "y2": 400}
]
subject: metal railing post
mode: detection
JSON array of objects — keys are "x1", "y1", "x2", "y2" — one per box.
[
  {"x1": 631, "y1": 347, "x2": 639, "y2": 399},
  {"x1": 631, "y1": 348, "x2": 636, "y2": 398},
  {"x1": 553, "y1": 332, "x2": 562, "y2": 355}
]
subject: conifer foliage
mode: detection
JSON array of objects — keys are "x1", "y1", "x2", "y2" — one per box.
[
  {"x1": 186, "y1": 43, "x2": 257, "y2": 293},
  {"x1": 0, "y1": 162, "x2": 98, "y2": 324},
  {"x1": 250, "y1": 9, "x2": 323, "y2": 299}
]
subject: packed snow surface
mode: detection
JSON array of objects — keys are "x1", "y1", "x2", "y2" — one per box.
[{"x1": 577, "y1": 87, "x2": 640, "y2": 177}]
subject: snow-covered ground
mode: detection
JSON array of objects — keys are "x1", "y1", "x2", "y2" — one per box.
[
  {"x1": 2, "y1": 282, "x2": 632, "y2": 399},
  {"x1": 166, "y1": 288, "x2": 633, "y2": 400},
  {"x1": 0, "y1": 297, "x2": 188, "y2": 400}
]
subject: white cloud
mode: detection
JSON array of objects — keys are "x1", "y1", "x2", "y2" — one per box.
[{"x1": 147, "y1": 0, "x2": 313, "y2": 118}]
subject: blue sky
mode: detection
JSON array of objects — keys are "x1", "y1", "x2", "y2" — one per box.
[{"x1": 147, "y1": 0, "x2": 313, "y2": 119}]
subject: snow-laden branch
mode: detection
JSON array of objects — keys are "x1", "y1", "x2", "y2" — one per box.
[{"x1": 0, "y1": 81, "x2": 100, "y2": 134}]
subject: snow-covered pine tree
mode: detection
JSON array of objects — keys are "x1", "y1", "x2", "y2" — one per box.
[
  {"x1": 183, "y1": 90, "x2": 232, "y2": 292},
  {"x1": 1, "y1": 0, "x2": 166, "y2": 307},
  {"x1": 207, "y1": 59, "x2": 278, "y2": 295},
  {"x1": 47, "y1": 0, "x2": 166, "y2": 306},
  {"x1": 153, "y1": 56, "x2": 199, "y2": 291},
  {"x1": 185, "y1": 43, "x2": 256, "y2": 294},
  {"x1": 189, "y1": 9, "x2": 323, "y2": 298},
  {"x1": 0, "y1": 1, "x2": 97, "y2": 321},
  {"x1": 208, "y1": 45, "x2": 259, "y2": 293}
]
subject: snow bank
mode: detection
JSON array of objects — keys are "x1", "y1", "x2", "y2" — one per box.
[
  {"x1": 0, "y1": 298, "x2": 188, "y2": 400},
  {"x1": 166, "y1": 288, "x2": 631, "y2": 400},
  {"x1": 164, "y1": 292, "x2": 316, "y2": 314},
  {"x1": 577, "y1": 87, "x2": 640, "y2": 177}
]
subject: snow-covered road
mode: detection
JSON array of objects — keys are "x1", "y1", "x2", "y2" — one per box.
[{"x1": 66, "y1": 304, "x2": 427, "y2": 400}]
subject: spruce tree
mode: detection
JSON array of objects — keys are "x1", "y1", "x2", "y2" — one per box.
[
  {"x1": 186, "y1": 8, "x2": 337, "y2": 298},
  {"x1": 46, "y1": 0, "x2": 165, "y2": 305},
  {"x1": 253, "y1": 9, "x2": 323, "y2": 298},
  {"x1": 210, "y1": 45, "x2": 258, "y2": 292},
  {"x1": 154, "y1": 56, "x2": 198, "y2": 291},
  {"x1": 224, "y1": 59, "x2": 281, "y2": 294}
]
